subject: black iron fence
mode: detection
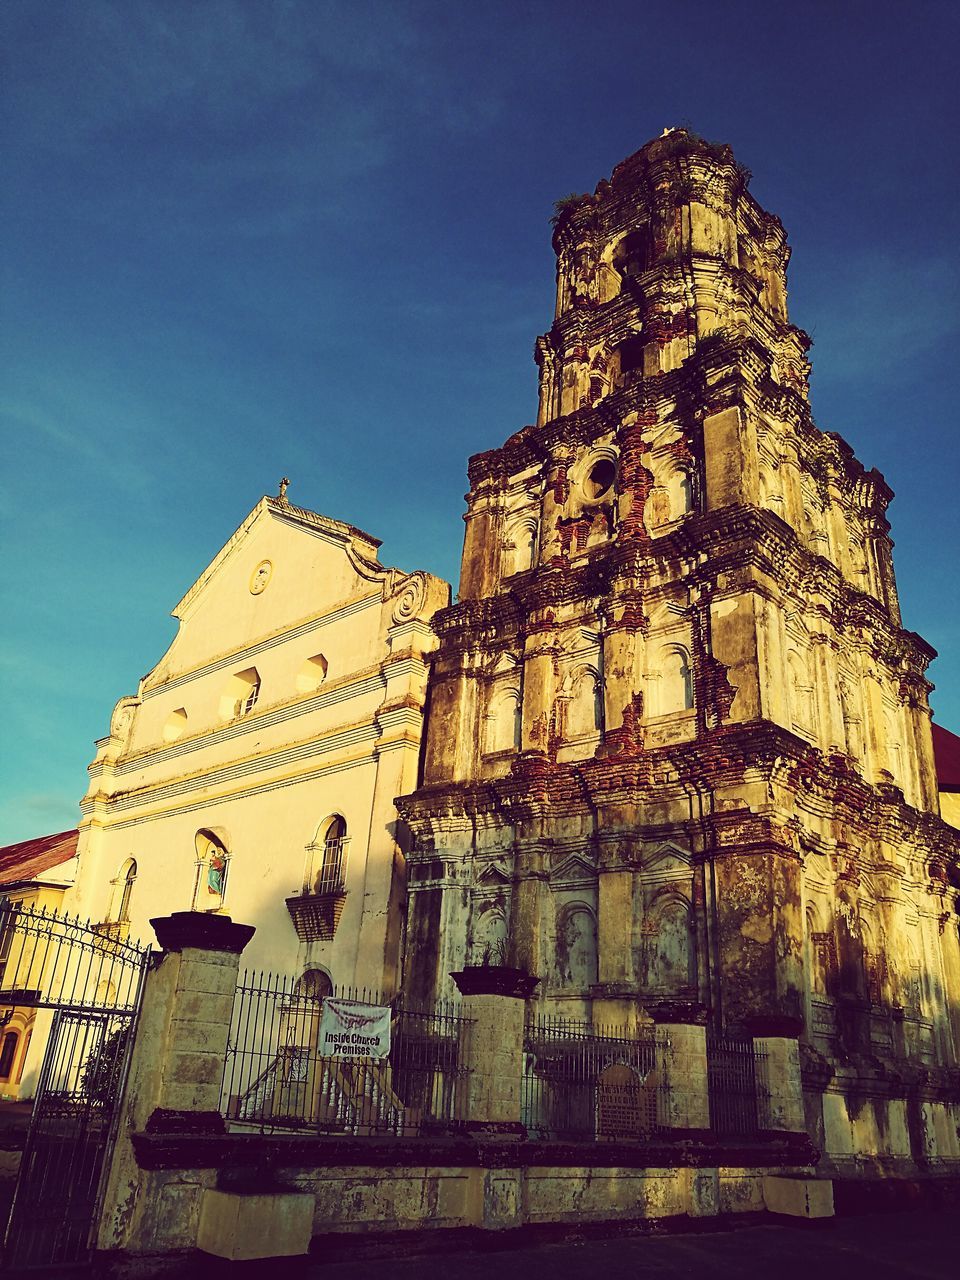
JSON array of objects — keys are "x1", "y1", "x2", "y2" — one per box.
[
  {"x1": 221, "y1": 972, "x2": 470, "y2": 1137},
  {"x1": 0, "y1": 903, "x2": 151, "y2": 1271},
  {"x1": 0, "y1": 902, "x2": 148, "y2": 1013},
  {"x1": 707, "y1": 1031, "x2": 766, "y2": 1136},
  {"x1": 522, "y1": 1014, "x2": 667, "y2": 1141},
  {"x1": 522, "y1": 1016, "x2": 768, "y2": 1142},
  {"x1": 221, "y1": 976, "x2": 770, "y2": 1144}
]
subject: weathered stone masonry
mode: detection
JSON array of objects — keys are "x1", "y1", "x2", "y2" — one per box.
[{"x1": 398, "y1": 129, "x2": 960, "y2": 1172}]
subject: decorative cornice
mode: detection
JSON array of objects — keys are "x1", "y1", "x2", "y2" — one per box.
[
  {"x1": 150, "y1": 910, "x2": 255, "y2": 955},
  {"x1": 451, "y1": 965, "x2": 541, "y2": 999}
]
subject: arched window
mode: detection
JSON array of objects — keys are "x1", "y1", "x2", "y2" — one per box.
[
  {"x1": 162, "y1": 708, "x2": 188, "y2": 742},
  {"x1": 0, "y1": 1032, "x2": 18, "y2": 1079},
  {"x1": 611, "y1": 228, "x2": 652, "y2": 282},
  {"x1": 296, "y1": 654, "x2": 329, "y2": 694},
  {"x1": 582, "y1": 457, "x2": 617, "y2": 501},
  {"x1": 219, "y1": 668, "x2": 261, "y2": 721},
  {"x1": 306, "y1": 817, "x2": 348, "y2": 895},
  {"x1": 193, "y1": 831, "x2": 230, "y2": 911},
  {"x1": 611, "y1": 335, "x2": 645, "y2": 390},
  {"x1": 109, "y1": 858, "x2": 137, "y2": 923},
  {"x1": 486, "y1": 689, "x2": 522, "y2": 755},
  {"x1": 296, "y1": 968, "x2": 333, "y2": 1000}
]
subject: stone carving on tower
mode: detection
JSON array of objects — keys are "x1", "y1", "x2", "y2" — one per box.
[{"x1": 397, "y1": 131, "x2": 960, "y2": 1134}]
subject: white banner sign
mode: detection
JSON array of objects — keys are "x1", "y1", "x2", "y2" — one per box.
[{"x1": 318, "y1": 999, "x2": 392, "y2": 1059}]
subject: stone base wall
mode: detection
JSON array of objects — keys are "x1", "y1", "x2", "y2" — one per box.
[
  {"x1": 105, "y1": 1160, "x2": 806, "y2": 1254},
  {"x1": 110, "y1": 1130, "x2": 821, "y2": 1255},
  {"x1": 813, "y1": 1084, "x2": 960, "y2": 1170}
]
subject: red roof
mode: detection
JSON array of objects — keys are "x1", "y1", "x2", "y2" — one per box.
[
  {"x1": 0, "y1": 829, "x2": 79, "y2": 886},
  {"x1": 932, "y1": 723, "x2": 960, "y2": 791}
]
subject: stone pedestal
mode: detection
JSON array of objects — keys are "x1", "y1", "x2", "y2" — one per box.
[
  {"x1": 451, "y1": 965, "x2": 539, "y2": 1134},
  {"x1": 653, "y1": 1016, "x2": 710, "y2": 1132},
  {"x1": 762, "y1": 1175, "x2": 834, "y2": 1218},
  {"x1": 97, "y1": 912, "x2": 256, "y2": 1252},
  {"x1": 748, "y1": 1015, "x2": 805, "y2": 1133},
  {"x1": 197, "y1": 1189, "x2": 315, "y2": 1260},
  {"x1": 146, "y1": 911, "x2": 255, "y2": 1131}
]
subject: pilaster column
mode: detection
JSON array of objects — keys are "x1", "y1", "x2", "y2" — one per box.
[
  {"x1": 540, "y1": 446, "x2": 572, "y2": 563},
  {"x1": 521, "y1": 632, "x2": 558, "y2": 754}
]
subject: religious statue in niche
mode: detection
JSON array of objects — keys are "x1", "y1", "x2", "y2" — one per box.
[
  {"x1": 207, "y1": 846, "x2": 227, "y2": 900},
  {"x1": 194, "y1": 832, "x2": 230, "y2": 912}
]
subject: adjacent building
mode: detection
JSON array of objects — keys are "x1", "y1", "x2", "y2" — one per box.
[
  {"x1": 0, "y1": 829, "x2": 79, "y2": 1099},
  {"x1": 932, "y1": 722, "x2": 960, "y2": 830}
]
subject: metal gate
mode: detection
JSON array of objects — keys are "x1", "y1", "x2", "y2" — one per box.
[{"x1": 0, "y1": 903, "x2": 151, "y2": 1271}]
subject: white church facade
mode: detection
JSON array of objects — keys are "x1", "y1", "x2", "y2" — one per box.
[{"x1": 62, "y1": 487, "x2": 449, "y2": 994}]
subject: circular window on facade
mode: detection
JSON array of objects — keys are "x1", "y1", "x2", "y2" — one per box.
[{"x1": 583, "y1": 458, "x2": 616, "y2": 501}]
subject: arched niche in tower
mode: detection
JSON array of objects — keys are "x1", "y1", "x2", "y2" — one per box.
[
  {"x1": 609, "y1": 334, "x2": 646, "y2": 392},
  {"x1": 642, "y1": 893, "x2": 695, "y2": 994},
  {"x1": 471, "y1": 903, "x2": 508, "y2": 966},
  {"x1": 647, "y1": 644, "x2": 694, "y2": 718},
  {"x1": 485, "y1": 686, "x2": 522, "y2": 755},
  {"x1": 555, "y1": 902, "x2": 598, "y2": 989},
  {"x1": 503, "y1": 516, "x2": 538, "y2": 577},
  {"x1": 564, "y1": 665, "x2": 603, "y2": 740},
  {"x1": 787, "y1": 647, "x2": 817, "y2": 741},
  {"x1": 607, "y1": 227, "x2": 653, "y2": 289}
]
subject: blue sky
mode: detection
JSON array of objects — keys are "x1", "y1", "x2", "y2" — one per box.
[{"x1": 2, "y1": 0, "x2": 958, "y2": 843}]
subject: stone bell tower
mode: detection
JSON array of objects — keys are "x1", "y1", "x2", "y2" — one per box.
[{"x1": 398, "y1": 129, "x2": 960, "y2": 1081}]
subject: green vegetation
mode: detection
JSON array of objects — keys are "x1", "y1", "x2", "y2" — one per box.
[{"x1": 550, "y1": 192, "x2": 591, "y2": 225}]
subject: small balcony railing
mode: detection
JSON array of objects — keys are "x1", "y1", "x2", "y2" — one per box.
[{"x1": 285, "y1": 838, "x2": 349, "y2": 943}]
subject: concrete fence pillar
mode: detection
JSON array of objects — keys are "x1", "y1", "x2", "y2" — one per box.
[
  {"x1": 451, "y1": 965, "x2": 539, "y2": 1135},
  {"x1": 145, "y1": 911, "x2": 256, "y2": 1129},
  {"x1": 97, "y1": 911, "x2": 255, "y2": 1252},
  {"x1": 651, "y1": 1007, "x2": 710, "y2": 1132},
  {"x1": 747, "y1": 1015, "x2": 805, "y2": 1133}
]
